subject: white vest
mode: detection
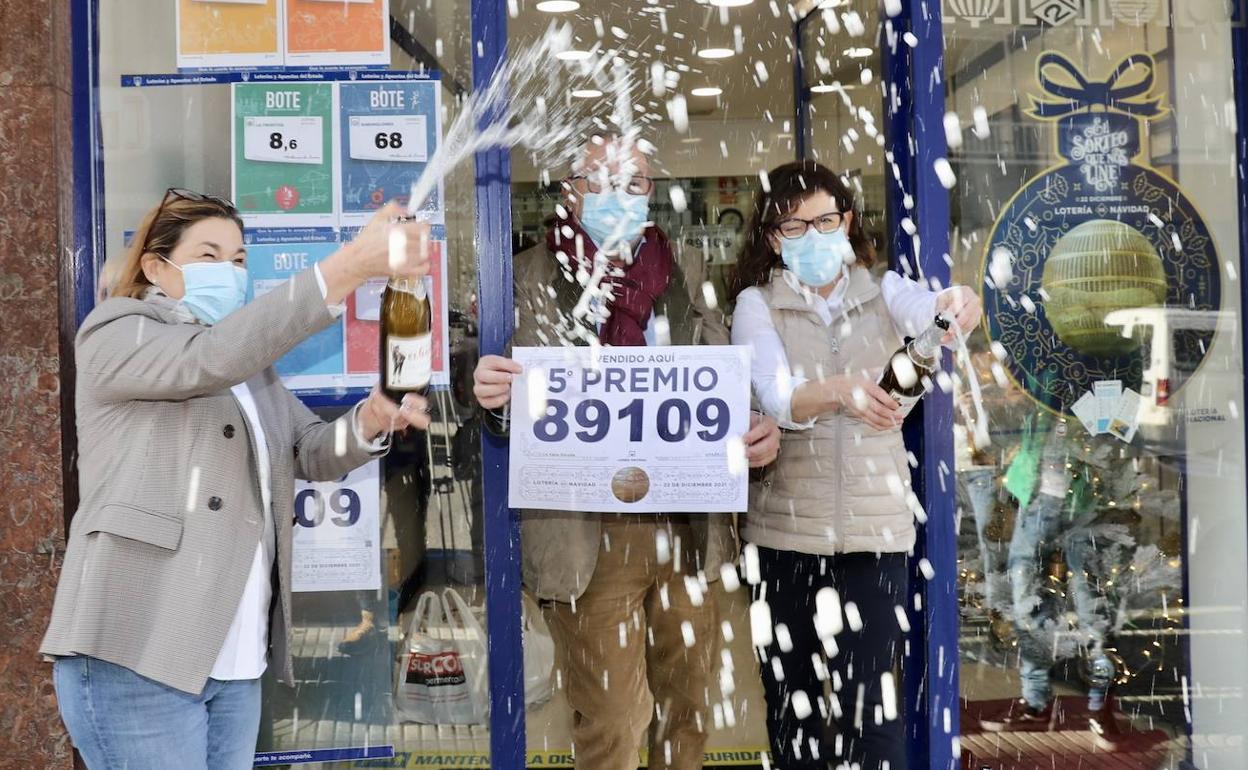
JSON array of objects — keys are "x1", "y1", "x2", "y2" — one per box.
[{"x1": 744, "y1": 268, "x2": 918, "y2": 556}]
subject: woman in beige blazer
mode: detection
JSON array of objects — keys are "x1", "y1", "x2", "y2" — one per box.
[
  {"x1": 40, "y1": 189, "x2": 431, "y2": 770},
  {"x1": 729, "y1": 161, "x2": 982, "y2": 770}
]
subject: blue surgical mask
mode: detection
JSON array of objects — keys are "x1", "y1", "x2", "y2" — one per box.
[
  {"x1": 164, "y1": 259, "x2": 248, "y2": 325},
  {"x1": 579, "y1": 192, "x2": 650, "y2": 252},
  {"x1": 781, "y1": 228, "x2": 854, "y2": 288}
]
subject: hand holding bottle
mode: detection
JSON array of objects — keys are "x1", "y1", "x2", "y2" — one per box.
[
  {"x1": 826, "y1": 374, "x2": 902, "y2": 431},
  {"x1": 319, "y1": 202, "x2": 431, "y2": 305},
  {"x1": 356, "y1": 385, "x2": 432, "y2": 439},
  {"x1": 936, "y1": 286, "x2": 982, "y2": 343}
]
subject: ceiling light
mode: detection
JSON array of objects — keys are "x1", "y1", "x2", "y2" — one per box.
[
  {"x1": 681, "y1": 137, "x2": 703, "y2": 144},
  {"x1": 708, "y1": 0, "x2": 754, "y2": 6},
  {"x1": 846, "y1": 47, "x2": 874, "y2": 58},
  {"x1": 818, "y1": 0, "x2": 849, "y2": 7},
  {"x1": 697, "y1": 47, "x2": 735, "y2": 60},
  {"x1": 556, "y1": 49, "x2": 593, "y2": 61},
  {"x1": 536, "y1": 0, "x2": 580, "y2": 12},
  {"x1": 571, "y1": 88, "x2": 602, "y2": 98},
  {"x1": 776, "y1": 132, "x2": 793, "y2": 138},
  {"x1": 691, "y1": 86, "x2": 723, "y2": 97}
]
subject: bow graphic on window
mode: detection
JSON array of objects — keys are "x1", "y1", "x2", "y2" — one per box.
[{"x1": 1028, "y1": 52, "x2": 1167, "y2": 119}]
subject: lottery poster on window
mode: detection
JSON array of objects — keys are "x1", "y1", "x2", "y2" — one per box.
[
  {"x1": 508, "y1": 345, "x2": 752, "y2": 513},
  {"x1": 284, "y1": 0, "x2": 391, "y2": 68},
  {"x1": 344, "y1": 225, "x2": 450, "y2": 388},
  {"x1": 232, "y1": 83, "x2": 336, "y2": 228},
  {"x1": 337, "y1": 80, "x2": 443, "y2": 226},
  {"x1": 292, "y1": 462, "x2": 381, "y2": 593},
  {"x1": 245, "y1": 229, "x2": 378, "y2": 392},
  {"x1": 176, "y1": 0, "x2": 283, "y2": 70}
]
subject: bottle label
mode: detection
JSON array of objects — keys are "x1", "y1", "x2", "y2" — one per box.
[
  {"x1": 891, "y1": 390, "x2": 922, "y2": 419},
  {"x1": 386, "y1": 333, "x2": 432, "y2": 390}
]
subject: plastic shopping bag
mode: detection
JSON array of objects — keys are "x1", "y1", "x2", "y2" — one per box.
[
  {"x1": 440, "y1": 588, "x2": 491, "y2": 718},
  {"x1": 522, "y1": 595, "x2": 555, "y2": 707},
  {"x1": 394, "y1": 591, "x2": 487, "y2": 724}
]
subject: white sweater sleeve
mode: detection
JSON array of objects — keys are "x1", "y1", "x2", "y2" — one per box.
[{"x1": 731, "y1": 287, "x2": 817, "y2": 431}]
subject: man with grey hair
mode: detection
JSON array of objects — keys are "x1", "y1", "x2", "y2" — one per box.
[{"x1": 474, "y1": 135, "x2": 780, "y2": 770}]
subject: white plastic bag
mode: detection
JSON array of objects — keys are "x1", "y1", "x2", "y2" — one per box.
[
  {"x1": 394, "y1": 591, "x2": 487, "y2": 724},
  {"x1": 522, "y1": 597, "x2": 556, "y2": 707},
  {"x1": 440, "y1": 588, "x2": 491, "y2": 718}
]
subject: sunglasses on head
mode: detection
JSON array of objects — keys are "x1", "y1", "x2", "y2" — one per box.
[{"x1": 139, "y1": 188, "x2": 238, "y2": 256}]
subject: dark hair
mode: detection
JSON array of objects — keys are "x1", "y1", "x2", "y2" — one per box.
[
  {"x1": 112, "y1": 191, "x2": 244, "y2": 299},
  {"x1": 731, "y1": 160, "x2": 876, "y2": 298}
]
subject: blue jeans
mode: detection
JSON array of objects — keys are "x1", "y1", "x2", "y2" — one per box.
[
  {"x1": 959, "y1": 467, "x2": 1009, "y2": 612},
  {"x1": 1006, "y1": 494, "x2": 1114, "y2": 711},
  {"x1": 53, "y1": 656, "x2": 261, "y2": 770}
]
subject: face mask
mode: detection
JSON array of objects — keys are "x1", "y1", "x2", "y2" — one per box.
[
  {"x1": 781, "y1": 228, "x2": 854, "y2": 288},
  {"x1": 579, "y1": 191, "x2": 650, "y2": 252},
  {"x1": 163, "y1": 259, "x2": 248, "y2": 325}
]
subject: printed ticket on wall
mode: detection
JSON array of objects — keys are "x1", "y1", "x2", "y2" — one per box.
[{"x1": 507, "y1": 346, "x2": 752, "y2": 514}]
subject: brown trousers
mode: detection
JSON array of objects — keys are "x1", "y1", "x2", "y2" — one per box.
[{"x1": 543, "y1": 515, "x2": 720, "y2": 770}]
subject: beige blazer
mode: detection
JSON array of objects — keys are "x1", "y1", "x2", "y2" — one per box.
[{"x1": 40, "y1": 269, "x2": 380, "y2": 695}]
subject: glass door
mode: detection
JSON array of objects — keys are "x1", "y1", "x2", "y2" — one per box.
[{"x1": 942, "y1": 2, "x2": 1248, "y2": 768}]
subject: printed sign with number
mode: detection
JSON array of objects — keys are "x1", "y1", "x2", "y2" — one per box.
[
  {"x1": 292, "y1": 461, "x2": 381, "y2": 592},
  {"x1": 243, "y1": 116, "x2": 325, "y2": 165},
  {"x1": 232, "y1": 83, "x2": 336, "y2": 227},
  {"x1": 338, "y1": 80, "x2": 442, "y2": 226},
  {"x1": 348, "y1": 115, "x2": 428, "y2": 163},
  {"x1": 508, "y1": 345, "x2": 751, "y2": 513}
]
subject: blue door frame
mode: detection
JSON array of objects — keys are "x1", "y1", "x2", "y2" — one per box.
[{"x1": 61, "y1": 0, "x2": 1248, "y2": 768}]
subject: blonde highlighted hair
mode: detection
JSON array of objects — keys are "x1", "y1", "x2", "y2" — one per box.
[{"x1": 111, "y1": 190, "x2": 244, "y2": 299}]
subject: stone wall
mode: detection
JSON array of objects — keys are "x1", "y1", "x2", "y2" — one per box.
[{"x1": 0, "y1": 0, "x2": 75, "y2": 767}]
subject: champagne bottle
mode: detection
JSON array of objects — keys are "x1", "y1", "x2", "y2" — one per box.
[
  {"x1": 380, "y1": 276, "x2": 432, "y2": 402},
  {"x1": 878, "y1": 314, "x2": 951, "y2": 418}
]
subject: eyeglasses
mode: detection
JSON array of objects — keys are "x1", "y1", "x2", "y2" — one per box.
[
  {"x1": 773, "y1": 212, "x2": 846, "y2": 240},
  {"x1": 568, "y1": 174, "x2": 654, "y2": 196},
  {"x1": 138, "y1": 188, "x2": 238, "y2": 256}
]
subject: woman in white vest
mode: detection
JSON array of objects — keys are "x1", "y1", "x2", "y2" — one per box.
[{"x1": 730, "y1": 160, "x2": 981, "y2": 770}]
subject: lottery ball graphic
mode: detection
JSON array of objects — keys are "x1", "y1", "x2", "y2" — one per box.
[
  {"x1": 611, "y1": 467, "x2": 651, "y2": 504},
  {"x1": 275, "y1": 185, "x2": 300, "y2": 211},
  {"x1": 1041, "y1": 219, "x2": 1167, "y2": 357}
]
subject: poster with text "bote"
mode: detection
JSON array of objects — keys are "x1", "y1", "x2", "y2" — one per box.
[
  {"x1": 508, "y1": 346, "x2": 752, "y2": 513},
  {"x1": 233, "y1": 83, "x2": 336, "y2": 228},
  {"x1": 338, "y1": 80, "x2": 444, "y2": 226},
  {"x1": 246, "y1": 229, "x2": 381, "y2": 393},
  {"x1": 177, "y1": 0, "x2": 283, "y2": 70}
]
